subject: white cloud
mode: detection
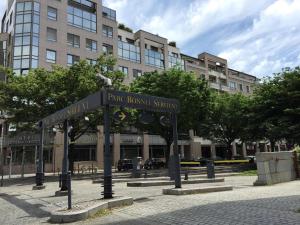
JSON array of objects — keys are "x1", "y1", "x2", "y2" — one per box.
[{"x1": 219, "y1": 0, "x2": 300, "y2": 77}]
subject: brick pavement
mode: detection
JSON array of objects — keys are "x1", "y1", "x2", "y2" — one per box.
[{"x1": 0, "y1": 176, "x2": 300, "y2": 225}]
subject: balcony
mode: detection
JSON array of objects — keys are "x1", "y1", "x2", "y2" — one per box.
[
  {"x1": 209, "y1": 82, "x2": 221, "y2": 90},
  {"x1": 208, "y1": 69, "x2": 227, "y2": 79},
  {"x1": 220, "y1": 84, "x2": 230, "y2": 92}
]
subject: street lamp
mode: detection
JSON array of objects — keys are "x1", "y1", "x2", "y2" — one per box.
[{"x1": 96, "y1": 73, "x2": 113, "y2": 198}]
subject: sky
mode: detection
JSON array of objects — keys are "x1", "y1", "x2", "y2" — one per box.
[{"x1": 1, "y1": 0, "x2": 300, "y2": 78}]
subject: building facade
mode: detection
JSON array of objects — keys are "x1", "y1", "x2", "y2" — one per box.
[{"x1": 1, "y1": 0, "x2": 277, "y2": 175}]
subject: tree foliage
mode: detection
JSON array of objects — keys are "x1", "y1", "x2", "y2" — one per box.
[
  {"x1": 250, "y1": 67, "x2": 300, "y2": 148},
  {"x1": 199, "y1": 92, "x2": 250, "y2": 158},
  {"x1": 130, "y1": 68, "x2": 211, "y2": 162},
  {"x1": 0, "y1": 55, "x2": 125, "y2": 172}
]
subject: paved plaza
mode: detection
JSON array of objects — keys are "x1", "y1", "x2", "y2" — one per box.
[{"x1": 0, "y1": 175, "x2": 300, "y2": 225}]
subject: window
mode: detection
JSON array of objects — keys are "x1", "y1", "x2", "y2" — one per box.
[
  {"x1": 119, "y1": 66, "x2": 128, "y2": 75},
  {"x1": 229, "y1": 81, "x2": 236, "y2": 90},
  {"x1": 46, "y1": 49, "x2": 56, "y2": 63},
  {"x1": 102, "y1": 44, "x2": 113, "y2": 55},
  {"x1": 13, "y1": 1, "x2": 40, "y2": 75},
  {"x1": 47, "y1": 27, "x2": 57, "y2": 42},
  {"x1": 48, "y1": 6, "x2": 57, "y2": 20},
  {"x1": 239, "y1": 84, "x2": 243, "y2": 91},
  {"x1": 209, "y1": 75, "x2": 217, "y2": 83},
  {"x1": 168, "y1": 52, "x2": 184, "y2": 69},
  {"x1": 145, "y1": 49, "x2": 164, "y2": 68},
  {"x1": 67, "y1": 54, "x2": 79, "y2": 65},
  {"x1": 133, "y1": 69, "x2": 142, "y2": 78},
  {"x1": 86, "y1": 39, "x2": 97, "y2": 52},
  {"x1": 67, "y1": 5, "x2": 96, "y2": 32},
  {"x1": 102, "y1": 6, "x2": 116, "y2": 20},
  {"x1": 118, "y1": 41, "x2": 140, "y2": 63},
  {"x1": 102, "y1": 25, "x2": 113, "y2": 38},
  {"x1": 87, "y1": 58, "x2": 96, "y2": 65},
  {"x1": 246, "y1": 85, "x2": 250, "y2": 93},
  {"x1": 67, "y1": 33, "x2": 80, "y2": 48}
]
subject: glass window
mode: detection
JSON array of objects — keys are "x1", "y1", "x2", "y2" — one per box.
[
  {"x1": 23, "y1": 14, "x2": 31, "y2": 23},
  {"x1": 34, "y1": 2, "x2": 40, "y2": 12},
  {"x1": 47, "y1": 27, "x2": 57, "y2": 42},
  {"x1": 15, "y1": 24, "x2": 23, "y2": 33},
  {"x1": 67, "y1": 54, "x2": 80, "y2": 66},
  {"x1": 133, "y1": 69, "x2": 142, "y2": 78},
  {"x1": 22, "y1": 46, "x2": 30, "y2": 55},
  {"x1": 102, "y1": 44, "x2": 113, "y2": 55},
  {"x1": 246, "y1": 85, "x2": 250, "y2": 93},
  {"x1": 24, "y1": 2, "x2": 32, "y2": 11},
  {"x1": 118, "y1": 41, "x2": 140, "y2": 63},
  {"x1": 102, "y1": 7, "x2": 116, "y2": 20},
  {"x1": 14, "y1": 46, "x2": 22, "y2": 56},
  {"x1": 32, "y1": 46, "x2": 39, "y2": 56},
  {"x1": 102, "y1": 25, "x2": 113, "y2": 38},
  {"x1": 239, "y1": 84, "x2": 243, "y2": 91},
  {"x1": 16, "y1": 15, "x2": 23, "y2": 23},
  {"x1": 67, "y1": 33, "x2": 80, "y2": 48},
  {"x1": 46, "y1": 49, "x2": 56, "y2": 63},
  {"x1": 145, "y1": 49, "x2": 164, "y2": 68},
  {"x1": 67, "y1": 5, "x2": 96, "y2": 32},
  {"x1": 119, "y1": 66, "x2": 128, "y2": 75},
  {"x1": 229, "y1": 81, "x2": 236, "y2": 90},
  {"x1": 16, "y1": 3, "x2": 24, "y2": 12},
  {"x1": 87, "y1": 58, "x2": 96, "y2": 65},
  {"x1": 14, "y1": 36, "x2": 22, "y2": 46},
  {"x1": 86, "y1": 39, "x2": 97, "y2": 52},
  {"x1": 23, "y1": 23, "x2": 31, "y2": 33},
  {"x1": 48, "y1": 7, "x2": 57, "y2": 20}
]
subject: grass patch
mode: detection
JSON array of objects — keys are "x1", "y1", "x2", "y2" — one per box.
[
  {"x1": 89, "y1": 208, "x2": 111, "y2": 219},
  {"x1": 236, "y1": 170, "x2": 257, "y2": 176}
]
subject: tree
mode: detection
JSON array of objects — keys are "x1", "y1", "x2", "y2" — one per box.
[
  {"x1": 250, "y1": 67, "x2": 300, "y2": 149},
  {"x1": 199, "y1": 92, "x2": 250, "y2": 159},
  {"x1": 130, "y1": 68, "x2": 211, "y2": 164},
  {"x1": 0, "y1": 55, "x2": 125, "y2": 172}
]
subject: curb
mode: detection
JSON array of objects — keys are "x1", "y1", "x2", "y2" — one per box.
[
  {"x1": 127, "y1": 178, "x2": 225, "y2": 187},
  {"x1": 163, "y1": 185, "x2": 233, "y2": 195},
  {"x1": 49, "y1": 196, "x2": 133, "y2": 223}
]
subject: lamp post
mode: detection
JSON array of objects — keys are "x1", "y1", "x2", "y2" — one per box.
[{"x1": 96, "y1": 73, "x2": 113, "y2": 199}]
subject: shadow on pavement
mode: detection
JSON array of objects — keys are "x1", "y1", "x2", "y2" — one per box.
[
  {"x1": 0, "y1": 193, "x2": 51, "y2": 219},
  {"x1": 92, "y1": 195, "x2": 300, "y2": 225}
]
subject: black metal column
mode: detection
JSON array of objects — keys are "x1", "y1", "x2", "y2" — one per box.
[
  {"x1": 35, "y1": 123, "x2": 44, "y2": 186},
  {"x1": 172, "y1": 113, "x2": 181, "y2": 188},
  {"x1": 103, "y1": 103, "x2": 113, "y2": 198},
  {"x1": 61, "y1": 120, "x2": 69, "y2": 191}
]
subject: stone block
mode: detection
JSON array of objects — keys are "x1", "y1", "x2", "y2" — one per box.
[{"x1": 163, "y1": 185, "x2": 233, "y2": 195}]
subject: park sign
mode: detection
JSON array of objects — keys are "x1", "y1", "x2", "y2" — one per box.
[
  {"x1": 42, "y1": 91, "x2": 102, "y2": 127},
  {"x1": 104, "y1": 90, "x2": 180, "y2": 113}
]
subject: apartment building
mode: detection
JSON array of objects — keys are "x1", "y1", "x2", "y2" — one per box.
[{"x1": 0, "y1": 0, "x2": 271, "y2": 175}]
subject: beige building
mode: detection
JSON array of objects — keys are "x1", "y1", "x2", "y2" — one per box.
[{"x1": 1, "y1": 0, "x2": 274, "y2": 175}]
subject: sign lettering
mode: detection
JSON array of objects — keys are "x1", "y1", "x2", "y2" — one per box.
[{"x1": 105, "y1": 90, "x2": 180, "y2": 113}]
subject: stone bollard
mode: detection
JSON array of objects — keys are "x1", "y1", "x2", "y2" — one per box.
[
  {"x1": 184, "y1": 171, "x2": 189, "y2": 180},
  {"x1": 207, "y1": 160, "x2": 215, "y2": 179}
]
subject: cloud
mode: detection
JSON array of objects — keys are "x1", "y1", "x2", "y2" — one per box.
[{"x1": 218, "y1": 0, "x2": 300, "y2": 77}]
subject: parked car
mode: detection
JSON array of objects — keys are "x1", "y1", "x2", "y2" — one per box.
[
  {"x1": 117, "y1": 159, "x2": 133, "y2": 171},
  {"x1": 144, "y1": 158, "x2": 165, "y2": 170},
  {"x1": 246, "y1": 156, "x2": 256, "y2": 163}
]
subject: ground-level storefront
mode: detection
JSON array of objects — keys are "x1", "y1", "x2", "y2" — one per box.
[{"x1": 2, "y1": 127, "x2": 287, "y2": 175}]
